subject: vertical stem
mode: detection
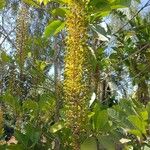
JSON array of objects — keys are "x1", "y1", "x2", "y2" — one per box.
[{"x1": 54, "y1": 38, "x2": 61, "y2": 150}]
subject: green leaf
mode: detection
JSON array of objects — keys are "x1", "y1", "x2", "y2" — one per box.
[
  {"x1": 36, "y1": 0, "x2": 67, "y2": 4},
  {"x1": 81, "y1": 137, "x2": 97, "y2": 150},
  {"x1": 39, "y1": 93, "x2": 55, "y2": 112},
  {"x1": 128, "y1": 115, "x2": 147, "y2": 135},
  {"x1": 140, "y1": 111, "x2": 148, "y2": 121},
  {"x1": 89, "y1": 0, "x2": 131, "y2": 11},
  {"x1": 50, "y1": 121, "x2": 64, "y2": 133},
  {"x1": 119, "y1": 100, "x2": 137, "y2": 116},
  {"x1": 7, "y1": 144, "x2": 25, "y2": 150},
  {"x1": 89, "y1": 0, "x2": 110, "y2": 10},
  {"x1": 43, "y1": 20, "x2": 65, "y2": 38},
  {"x1": 43, "y1": 0, "x2": 49, "y2": 5},
  {"x1": 108, "y1": 108, "x2": 120, "y2": 121},
  {"x1": 2, "y1": 92, "x2": 21, "y2": 112},
  {"x1": 98, "y1": 135, "x2": 116, "y2": 150},
  {"x1": 146, "y1": 102, "x2": 150, "y2": 121},
  {"x1": 37, "y1": 0, "x2": 47, "y2": 4},
  {"x1": 88, "y1": 112, "x2": 95, "y2": 119},
  {"x1": 137, "y1": 64, "x2": 146, "y2": 71},
  {"x1": 110, "y1": 0, "x2": 131, "y2": 9},
  {"x1": 136, "y1": 0, "x2": 141, "y2": 3},
  {"x1": 143, "y1": 145, "x2": 150, "y2": 150},
  {"x1": 124, "y1": 145, "x2": 134, "y2": 150},
  {"x1": 94, "y1": 110, "x2": 108, "y2": 131},
  {"x1": 90, "y1": 24, "x2": 109, "y2": 41},
  {"x1": 23, "y1": 0, "x2": 39, "y2": 7},
  {"x1": 89, "y1": 11, "x2": 111, "y2": 23},
  {"x1": 26, "y1": 125, "x2": 40, "y2": 144},
  {"x1": 51, "y1": 7, "x2": 69, "y2": 18},
  {"x1": 109, "y1": 53, "x2": 118, "y2": 59},
  {"x1": 88, "y1": 47, "x2": 97, "y2": 71},
  {"x1": 40, "y1": 61, "x2": 47, "y2": 71},
  {"x1": 128, "y1": 129, "x2": 142, "y2": 137},
  {"x1": 88, "y1": 0, "x2": 131, "y2": 22},
  {"x1": 0, "y1": 0, "x2": 5, "y2": 9},
  {"x1": 23, "y1": 100, "x2": 38, "y2": 110},
  {"x1": 1, "y1": 51, "x2": 10, "y2": 62},
  {"x1": 0, "y1": 145, "x2": 7, "y2": 150},
  {"x1": 15, "y1": 130, "x2": 29, "y2": 148}
]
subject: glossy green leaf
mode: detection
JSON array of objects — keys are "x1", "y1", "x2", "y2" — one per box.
[
  {"x1": 95, "y1": 110, "x2": 108, "y2": 131},
  {"x1": 43, "y1": 20, "x2": 65, "y2": 38},
  {"x1": 51, "y1": 7, "x2": 69, "y2": 18},
  {"x1": 89, "y1": 0, "x2": 131, "y2": 10},
  {"x1": 128, "y1": 115, "x2": 147, "y2": 135},
  {"x1": 128, "y1": 129, "x2": 142, "y2": 137},
  {"x1": 89, "y1": 11, "x2": 111, "y2": 23},
  {"x1": 90, "y1": 24, "x2": 109, "y2": 41},
  {"x1": 111, "y1": 0, "x2": 131, "y2": 9},
  {"x1": 89, "y1": 0, "x2": 110, "y2": 10},
  {"x1": 140, "y1": 111, "x2": 148, "y2": 121}
]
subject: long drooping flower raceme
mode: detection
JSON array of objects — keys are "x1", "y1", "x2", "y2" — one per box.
[
  {"x1": 16, "y1": 3, "x2": 29, "y2": 70},
  {"x1": 16, "y1": 2, "x2": 29, "y2": 97},
  {"x1": 64, "y1": 1, "x2": 90, "y2": 149}
]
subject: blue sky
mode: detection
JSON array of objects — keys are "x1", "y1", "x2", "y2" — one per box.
[{"x1": 140, "y1": 0, "x2": 150, "y2": 13}]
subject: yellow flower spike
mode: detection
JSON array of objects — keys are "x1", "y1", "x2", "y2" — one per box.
[
  {"x1": 16, "y1": 2, "x2": 29, "y2": 97},
  {"x1": 64, "y1": 1, "x2": 90, "y2": 149},
  {"x1": 16, "y1": 3, "x2": 29, "y2": 69}
]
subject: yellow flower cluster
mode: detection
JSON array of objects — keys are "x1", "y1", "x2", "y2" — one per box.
[
  {"x1": 16, "y1": 3, "x2": 29, "y2": 72},
  {"x1": 15, "y1": 3, "x2": 29, "y2": 97},
  {"x1": 64, "y1": 1, "x2": 89, "y2": 149}
]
